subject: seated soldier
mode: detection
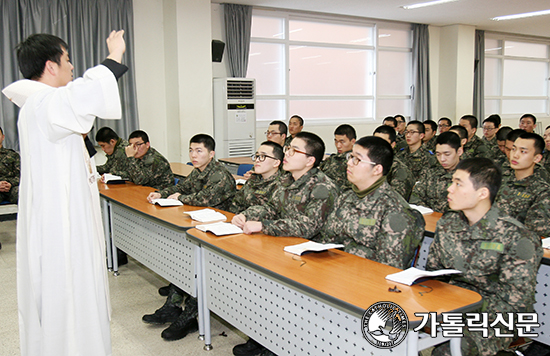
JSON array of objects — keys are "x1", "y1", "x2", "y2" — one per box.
[
  {"x1": 265, "y1": 120, "x2": 287, "y2": 147},
  {"x1": 318, "y1": 136, "x2": 424, "y2": 270},
  {"x1": 437, "y1": 117, "x2": 452, "y2": 134},
  {"x1": 395, "y1": 120, "x2": 435, "y2": 182},
  {"x1": 373, "y1": 125, "x2": 414, "y2": 200},
  {"x1": 95, "y1": 126, "x2": 129, "y2": 177},
  {"x1": 519, "y1": 113, "x2": 537, "y2": 133},
  {"x1": 496, "y1": 126, "x2": 512, "y2": 157},
  {"x1": 481, "y1": 114, "x2": 502, "y2": 159},
  {"x1": 0, "y1": 127, "x2": 20, "y2": 204},
  {"x1": 495, "y1": 132, "x2": 550, "y2": 237},
  {"x1": 394, "y1": 114, "x2": 407, "y2": 148},
  {"x1": 124, "y1": 130, "x2": 174, "y2": 190},
  {"x1": 383, "y1": 116, "x2": 397, "y2": 128},
  {"x1": 285, "y1": 115, "x2": 303, "y2": 146},
  {"x1": 459, "y1": 115, "x2": 491, "y2": 159},
  {"x1": 319, "y1": 124, "x2": 356, "y2": 188},
  {"x1": 427, "y1": 158, "x2": 542, "y2": 356},
  {"x1": 422, "y1": 119, "x2": 438, "y2": 153},
  {"x1": 232, "y1": 132, "x2": 338, "y2": 240},
  {"x1": 543, "y1": 125, "x2": 550, "y2": 174},
  {"x1": 501, "y1": 129, "x2": 550, "y2": 183},
  {"x1": 410, "y1": 132, "x2": 463, "y2": 213},
  {"x1": 228, "y1": 141, "x2": 283, "y2": 214}
]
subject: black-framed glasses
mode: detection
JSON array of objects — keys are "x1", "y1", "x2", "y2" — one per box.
[
  {"x1": 438, "y1": 124, "x2": 450, "y2": 128},
  {"x1": 404, "y1": 130, "x2": 420, "y2": 136},
  {"x1": 251, "y1": 153, "x2": 277, "y2": 162},
  {"x1": 346, "y1": 152, "x2": 377, "y2": 166},
  {"x1": 265, "y1": 130, "x2": 282, "y2": 137},
  {"x1": 133, "y1": 142, "x2": 146, "y2": 147},
  {"x1": 283, "y1": 145, "x2": 312, "y2": 157}
]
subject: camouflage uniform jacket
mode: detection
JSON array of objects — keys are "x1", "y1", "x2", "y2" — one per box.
[
  {"x1": 462, "y1": 134, "x2": 491, "y2": 160},
  {"x1": 492, "y1": 147, "x2": 509, "y2": 169},
  {"x1": 495, "y1": 172, "x2": 550, "y2": 237},
  {"x1": 319, "y1": 151, "x2": 349, "y2": 188},
  {"x1": 423, "y1": 135, "x2": 437, "y2": 153},
  {"x1": 387, "y1": 156, "x2": 414, "y2": 201},
  {"x1": 126, "y1": 147, "x2": 174, "y2": 190},
  {"x1": 410, "y1": 165, "x2": 454, "y2": 213},
  {"x1": 242, "y1": 168, "x2": 338, "y2": 239},
  {"x1": 542, "y1": 150, "x2": 550, "y2": 175},
  {"x1": 160, "y1": 160, "x2": 235, "y2": 210},
  {"x1": 228, "y1": 170, "x2": 282, "y2": 214},
  {"x1": 482, "y1": 135, "x2": 501, "y2": 161},
  {"x1": 284, "y1": 135, "x2": 293, "y2": 147},
  {"x1": 318, "y1": 179, "x2": 424, "y2": 270},
  {"x1": 0, "y1": 146, "x2": 20, "y2": 187},
  {"x1": 500, "y1": 160, "x2": 550, "y2": 184},
  {"x1": 427, "y1": 206, "x2": 542, "y2": 356},
  {"x1": 96, "y1": 138, "x2": 129, "y2": 176},
  {"x1": 395, "y1": 145, "x2": 435, "y2": 182}
]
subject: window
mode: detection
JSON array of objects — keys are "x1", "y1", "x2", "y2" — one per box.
[
  {"x1": 248, "y1": 11, "x2": 412, "y2": 125},
  {"x1": 484, "y1": 36, "x2": 550, "y2": 119}
]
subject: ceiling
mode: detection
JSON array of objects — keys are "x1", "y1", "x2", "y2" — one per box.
[{"x1": 220, "y1": 0, "x2": 550, "y2": 39}]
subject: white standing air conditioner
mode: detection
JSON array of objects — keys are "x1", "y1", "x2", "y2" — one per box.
[{"x1": 213, "y1": 78, "x2": 256, "y2": 158}]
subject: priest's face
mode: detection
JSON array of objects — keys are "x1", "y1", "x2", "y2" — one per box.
[{"x1": 56, "y1": 48, "x2": 74, "y2": 87}]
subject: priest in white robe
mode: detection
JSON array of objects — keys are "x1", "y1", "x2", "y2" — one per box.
[{"x1": 2, "y1": 30, "x2": 127, "y2": 356}]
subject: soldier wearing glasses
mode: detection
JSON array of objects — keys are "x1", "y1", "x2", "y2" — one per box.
[
  {"x1": 395, "y1": 120, "x2": 435, "y2": 182},
  {"x1": 264, "y1": 120, "x2": 287, "y2": 147}
]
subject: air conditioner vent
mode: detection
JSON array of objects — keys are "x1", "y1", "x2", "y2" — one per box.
[{"x1": 227, "y1": 80, "x2": 254, "y2": 99}]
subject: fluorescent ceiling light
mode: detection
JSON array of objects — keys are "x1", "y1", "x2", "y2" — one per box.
[
  {"x1": 401, "y1": 0, "x2": 458, "y2": 10},
  {"x1": 491, "y1": 9, "x2": 550, "y2": 21}
]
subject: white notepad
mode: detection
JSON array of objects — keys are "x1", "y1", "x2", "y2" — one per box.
[
  {"x1": 385, "y1": 267, "x2": 462, "y2": 286},
  {"x1": 409, "y1": 204, "x2": 434, "y2": 215},
  {"x1": 196, "y1": 222, "x2": 243, "y2": 236},
  {"x1": 235, "y1": 179, "x2": 247, "y2": 185},
  {"x1": 542, "y1": 238, "x2": 550, "y2": 250},
  {"x1": 283, "y1": 241, "x2": 344, "y2": 256},
  {"x1": 151, "y1": 199, "x2": 183, "y2": 207},
  {"x1": 183, "y1": 208, "x2": 227, "y2": 223}
]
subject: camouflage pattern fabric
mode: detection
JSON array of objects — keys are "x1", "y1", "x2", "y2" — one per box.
[
  {"x1": 96, "y1": 138, "x2": 129, "y2": 177},
  {"x1": 482, "y1": 135, "x2": 501, "y2": 161},
  {"x1": 462, "y1": 135, "x2": 491, "y2": 160},
  {"x1": 500, "y1": 160, "x2": 550, "y2": 184},
  {"x1": 387, "y1": 156, "x2": 414, "y2": 201},
  {"x1": 0, "y1": 146, "x2": 20, "y2": 203},
  {"x1": 160, "y1": 160, "x2": 235, "y2": 211},
  {"x1": 228, "y1": 170, "x2": 282, "y2": 214},
  {"x1": 318, "y1": 179, "x2": 424, "y2": 270},
  {"x1": 423, "y1": 135, "x2": 437, "y2": 154},
  {"x1": 241, "y1": 168, "x2": 338, "y2": 239},
  {"x1": 410, "y1": 165, "x2": 454, "y2": 213},
  {"x1": 319, "y1": 151, "x2": 350, "y2": 188},
  {"x1": 428, "y1": 206, "x2": 542, "y2": 356},
  {"x1": 542, "y1": 151, "x2": 550, "y2": 175},
  {"x1": 126, "y1": 147, "x2": 174, "y2": 190},
  {"x1": 395, "y1": 145, "x2": 435, "y2": 182}
]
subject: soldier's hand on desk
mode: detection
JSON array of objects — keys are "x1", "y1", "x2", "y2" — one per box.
[
  {"x1": 167, "y1": 193, "x2": 181, "y2": 200},
  {"x1": 231, "y1": 214, "x2": 247, "y2": 228},
  {"x1": 147, "y1": 192, "x2": 161, "y2": 203},
  {"x1": 0, "y1": 181, "x2": 11, "y2": 192},
  {"x1": 243, "y1": 221, "x2": 262, "y2": 234}
]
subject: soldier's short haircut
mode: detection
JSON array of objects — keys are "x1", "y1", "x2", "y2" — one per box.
[
  {"x1": 290, "y1": 115, "x2": 304, "y2": 126},
  {"x1": 260, "y1": 141, "x2": 284, "y2": 162},
  {"x1": 373, "y1": 125, "x2": 397, "y2": 143},
  {"x1": 355, "y1": 136, "x2": 393, "y2": 176},
  {"x1": 16, "y1": 34, "x2": 69, "y2": 80},
  {"x1": 0, "y1": 127, "x2": 3, "y2": 135},
  {"x1": 436, "y1": 132, "x2": 462, "y2": 151},
  {"x1": 456, "y1": 158, "x2": 502, "y2": 204},
  {"x1": 520, "y1": 113, "x2": 536, "y2": 124},
  {"x1": 517, "y1": 132, "x2": 545, "y2": 156},
  {"x1": 334, "y1": 124, "x2": 356, "y2": 140},
  {"x1": 96, "y1": 127, "x2": 119, "y2": 143},
  {"x1": 294, "y1": 132, "x2": 325, "y2": 168},
  {"x1": 438, "y1": 117, "x2": 452, "y2": 127},
  {"x1": 496, "y1": 126, "x2": 513, "y2": 141},
  {"x1": 460, "y1": 115, "x2": 478, "y2": 129},
  {"x1": 269, "y1": 120, "x2": 288, "y2": 136},
  {"x1": 383, "y1": 116, "x2": 397, "y2": 127},
  {"x1": 424, "y1": 120, "x2": 437, "y2": 132},
  {"x1": 506, "y1": 129, "x2": 526, "y2": 143},
  {"x1": 449, "y1": 125, "x2": 468, "y2": 141},
  {"x1": 546, "y1": 125, "x2": 550, "y2": 131},
  {"x1": 190, "y1": 134, "x2": 215, "y2": 152},
  {"x1": 483, "y1": 114, "x2": 501, "y2": 127},
  {"x1": 129, "y1": 130, "x2": 149, "y2": 143},
  {"x1": 394, "y1": 114, "x2": 406, "y2": 122},
  {"x1": 407, "y1": 120, "x2": 425, "y2": 134}
]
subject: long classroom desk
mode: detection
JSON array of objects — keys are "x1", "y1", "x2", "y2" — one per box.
[
  {"x1": 187, "y1": 227, "x2": 482, "y2": 355},
  {"x1": 170, "y1": 161, "x2": 247, "y2": 188}
]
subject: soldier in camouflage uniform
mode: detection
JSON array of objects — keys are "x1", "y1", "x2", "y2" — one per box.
[
  {"x1": 319, "y1": 136, "x2": 424, "y2": 270},
  {"x1": 284, "y1": 115, "x2": 303, "y2": 147},
  {"x1": 422, "y1": 120, "x2": 438, "y2": 153},
  {"x1": 410, "y1": 132, "x2": 463, "y2": 213},
  {"x1": 427, "y1": 158, "x2": 542, "y2": 356},
  {"x1": 124, "y1": 130, "x2": 174, "y2": 190},
  {"x1": 0, "y1": 127, "x2": 20, "y2": 203},
  {"x1": 437, "y1": 117, "x2": 452, "y2": 134},
  {"x1": 481, "y1": 115, "x2": 501, "y2": 161},
  {"x1": 373, "y1": 125, "x2": 414, "y2": 200},
  {"x1": 459, "y1": 115, "x2": 491, "y2": 159},
  {"x1": 395, "y1": 120, "x2": 435, "y2": 182},
  {"x1": 542, "y1": 125, "x2": 550, "y2": 174},
  {"x1": 233, "y1": 132, "x2": 338, "y2": 240},
  {"x1": 495, "y1": 133, "x2": 550, "y2": 237},
  {"x1": 319, "y1": 124, "x2": 356, "y2": 188},
  {"x1": 394, "y1": 114, "x2": 407, "y2": 148},
  {"x1": 95, "y1": 126, "x2": 129, "y2": 177}
]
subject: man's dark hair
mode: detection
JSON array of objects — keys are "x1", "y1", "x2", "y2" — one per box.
[
  {"x1": 290, "y1": 115, "x2": 304, "y2": 126},
  {"x1": 334, "y1": 124, "x2": 357, "y2": 140},
  {"x1": 449, "y1": 125, "x2": 468, "y2": 141},
  {"x1": 546, "y1": 125, "x2": 550, "y2": 131},
  {"x1": 16, "y1": 34, "x2": 69, "y2": 80},
  {"x1": 438, "y1": 117, "x2": 452, "y2": 127},
  {"x1": 394, "y1": 114, "x2": 406, "y2": 123},
  {"x1": 260, "y1": 141, "x2": 284, "y2": 162},
  {"x1": 294, "y1": 132, "x2": 325, "y2": 168},
  {"x1": 383, "y1": 116, "x2": 397, "y2": 127},
  {"x1": 506, "y1": 129, "x2": 526, "y2": 143},
  {"x1": 190, "y1": 133, "x2": 215, "y2": 152},
  {"x1": 484, "y1": 114, "x2": 501, "y2": 127},
  {"x1": 436, "y1": 131, "x2": 462, "y2": 151},
  {"x1": 456, "y1": 158, "x2": 502, "y2": 204},
  {"x1": 496, "y1": 126, "x2": 513, "y2": 141},
  {"x1": 355, "y1": 136, "x2": 393, "y2": 176},
  {"x1": 129, "y1": 130, "x2": 149, "y2": 143},
  {"x1": 424, "y1": 120, "x2": 437, "y2": 132},
  {"x1": 95, "y1": 127, "x2": 119, "y2": 143},
  {"x1": 0, "y1": 127, "x2": 3, "y2": 135},
  {"x1": 407, "y1": 120, "x2": 425, "y2": 134},
  {"x1": 517, "y1": 132, "x2": 545, "y2": 156},
  {"x1": 460, "y1": 115, "x2": 478, "y2": 129},
  {"x1": 269, "y1": 120, "x2": 288, "y2": 136},
  {"x1": 520, "y1": 113, "x2": 536, "y2": 125},
  {"x1": 373, "y1": 125, "x2": 397, "y2": 143}
]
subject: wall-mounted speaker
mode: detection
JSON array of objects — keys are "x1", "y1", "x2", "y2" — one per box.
[{"x1": 212, "y1": 40, "x2": 225, "y2": 63}]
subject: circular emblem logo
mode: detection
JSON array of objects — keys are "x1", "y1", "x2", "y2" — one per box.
[{"x1": 361, "y1": 301, "x2": 409, "y2": 349}]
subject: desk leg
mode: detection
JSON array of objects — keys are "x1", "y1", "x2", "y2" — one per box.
[
  {"x1": 102, "y1": 199, "x2": 113, "y2": 271},
  {"x1": 197, "y1": 245, "x2": 212, "y2": 350},
  {"x1": 407, "y1": 330, "x2": 419, "y2": 355},
  {"x1": 450, "y1": 338, "x2": 462, "y2": 356},
  {"x1": 108, "y1": 204, "x2": 119, "y2": 276}
]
